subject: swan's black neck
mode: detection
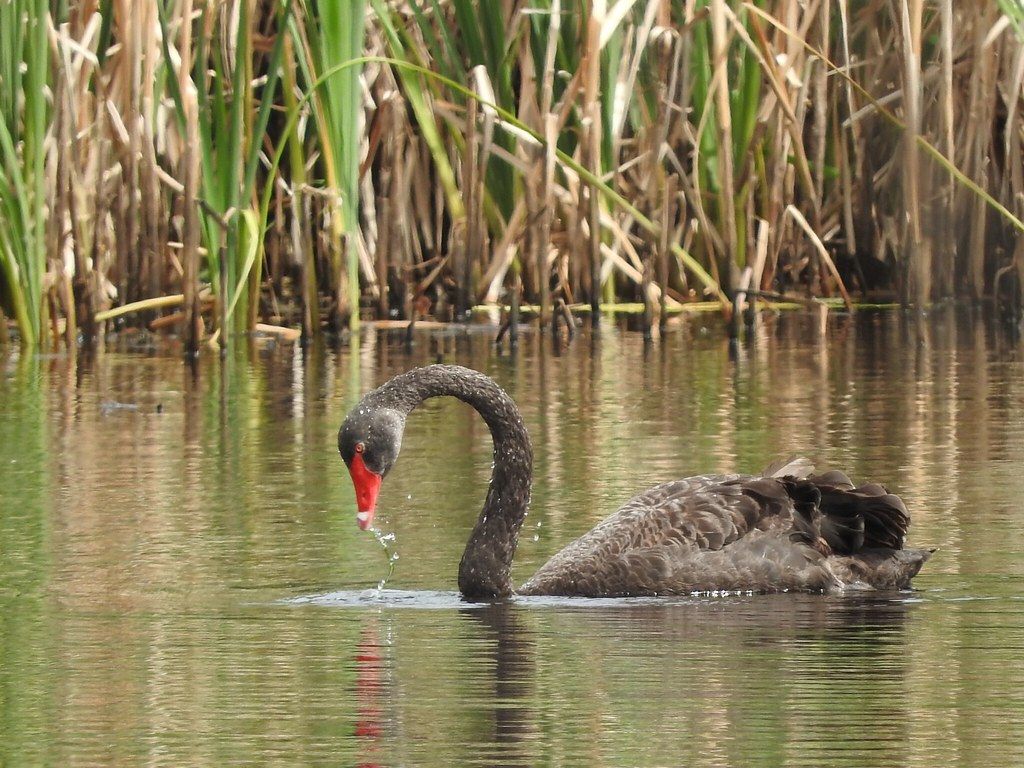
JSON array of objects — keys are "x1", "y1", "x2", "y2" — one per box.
[{"x1": 368, "y1": 365, "x2": 532, "y2": 599}]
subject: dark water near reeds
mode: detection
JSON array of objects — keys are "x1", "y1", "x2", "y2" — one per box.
[{"x1": 3, "y1": 309, "x2": 1024, "y2": 767}]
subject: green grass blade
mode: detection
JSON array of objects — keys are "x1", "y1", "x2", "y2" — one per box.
[{"x1": 222, "y1": 209, "x2": 260, "y2": 325}]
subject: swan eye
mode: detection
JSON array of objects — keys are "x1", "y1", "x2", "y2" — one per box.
[{"x1": 354, "y1": 442, "x2": 365, "y2": 454}]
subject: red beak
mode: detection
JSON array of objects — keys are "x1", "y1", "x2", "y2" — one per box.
[{"x1": 348, "y1": 453, "x2": 382, "y2": 530}]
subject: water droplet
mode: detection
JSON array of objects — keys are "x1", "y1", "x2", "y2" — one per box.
[{"x1": 370, "y1": 527, "x2": 399, "y2": 593}]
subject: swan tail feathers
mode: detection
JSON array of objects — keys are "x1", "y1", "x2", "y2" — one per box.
[
  {"x1": 813, "y1": 479, "x2": 911, "y2": 553},
  {"x1": 777, "y1": 472, "x2": 916, "y2": 556},
  {"x1": 831, "y1": 547, "x2": 934, "y2": 590}
]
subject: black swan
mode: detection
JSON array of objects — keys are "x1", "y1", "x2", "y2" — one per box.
[{"x1": 338, "y1": 365, "x2": 931, "y2": 599}]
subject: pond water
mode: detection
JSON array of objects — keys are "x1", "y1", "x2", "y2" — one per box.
[{"x1": 2, "y1": 310, "x2": 1024, "y2": 767}]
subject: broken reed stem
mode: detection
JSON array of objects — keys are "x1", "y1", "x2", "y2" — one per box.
[
  {"x1": 730, "y1": 265, "x2": 754, "y2": 340},
  {"x1": 510, "y1": 259, "x2": 521, "y2": 347},
  {"x1": 785, "y1": 205, "x2": 853, "y2": 310},
  {"x1": 94, "y1": 293, "x2": 187, "y2": 322},
  {"x1": 750, "y1": 217, "x2": 770, "y2": 320}
]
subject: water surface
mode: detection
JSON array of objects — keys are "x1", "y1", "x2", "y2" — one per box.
[{"x1": 2, "y1": 311, "x2": 1024, "y2": 766}]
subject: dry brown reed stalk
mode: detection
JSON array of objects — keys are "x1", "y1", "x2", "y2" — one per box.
[
  {"x1": 899, "y1": 0, "x2": 927, "y2": 306},
  {"x1": 50, "y1": 10, "x2": 105, "y2": 341},
  {"x1": 280, "y1": 32, "x2": 318, "y2": 338},
  {"x1": 710, "y1": 0, "x2": 738, "y2": 288},
  {"x1": 584, "y1": 2, "x2": 604, "y2": 317},
  {"x1": 657, "y1": 175, "x2": 677, "y2": 332},
  {"x1": 785, "y1": 205, "x2": 852, "y2": 310},
  {"x1": 463, "y1": 64, "x2": 496, "y2": 318},
  {"x1": 178, "y1": 0, "x2": 202, "y2": 354},
  {"x1": 756, "y1": 1, "x2": 1024, "y2": 303},
  {"x1": 538, "y1": 111, "x2": 557, "y2": 327},
  {"x1": 460, "y1": 89, "x2": 478, "y2": 319},
  {"x1": 48, "y1": 47, "x2": 76, "y2": 347},
  {"x1": 937, "y1": 0, "x2": 956, "y2": 298},
  {"x1": 536, "y1": 0, "x2": 560, "y2": 329},
  {"x1": 954, "y1": 3, "x2": 995, "y2": 299},
  {"x1": 811, "y1": 0, "x2": 828, "y2": 210},
  {"x1": 371, "y1": 97, "x2": 393, "y2": 319}
]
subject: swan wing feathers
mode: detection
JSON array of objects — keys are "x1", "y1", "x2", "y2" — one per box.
[
  {"x1": 519, "y1": 471, "x2": 915, "y2": 596},
  {"x1": 762, "y1": 456, "x2": 816, "y2": 479}
]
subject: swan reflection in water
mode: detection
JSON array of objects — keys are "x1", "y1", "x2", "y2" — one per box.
[
  {"x1": 347, "y1": 602, "x2": 537, "y2": 768},
  {"x1": 344, "y1": 592, "x2": 918, "y2": 767}
]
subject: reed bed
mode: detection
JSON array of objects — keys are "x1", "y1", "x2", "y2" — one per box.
[{"x1": 1, "y1": 0, "x2": 1023, "y2": 350}]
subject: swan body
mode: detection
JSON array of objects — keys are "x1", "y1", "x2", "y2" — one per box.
[{"x1": 338, "y1": 365, "x2": 931, "y2": 600}]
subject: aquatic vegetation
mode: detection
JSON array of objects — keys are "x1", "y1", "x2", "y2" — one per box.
[
  {"x1": 1, "y1": 1, "x2": 1023, "y2": 350},
  {"x1": 0, "y1": 0, "x2": 50, "y2": 347}
]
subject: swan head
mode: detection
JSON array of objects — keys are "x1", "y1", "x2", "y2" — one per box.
[{"x1": 338, "y1": 406, "x2": 405, "y2": 530}]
